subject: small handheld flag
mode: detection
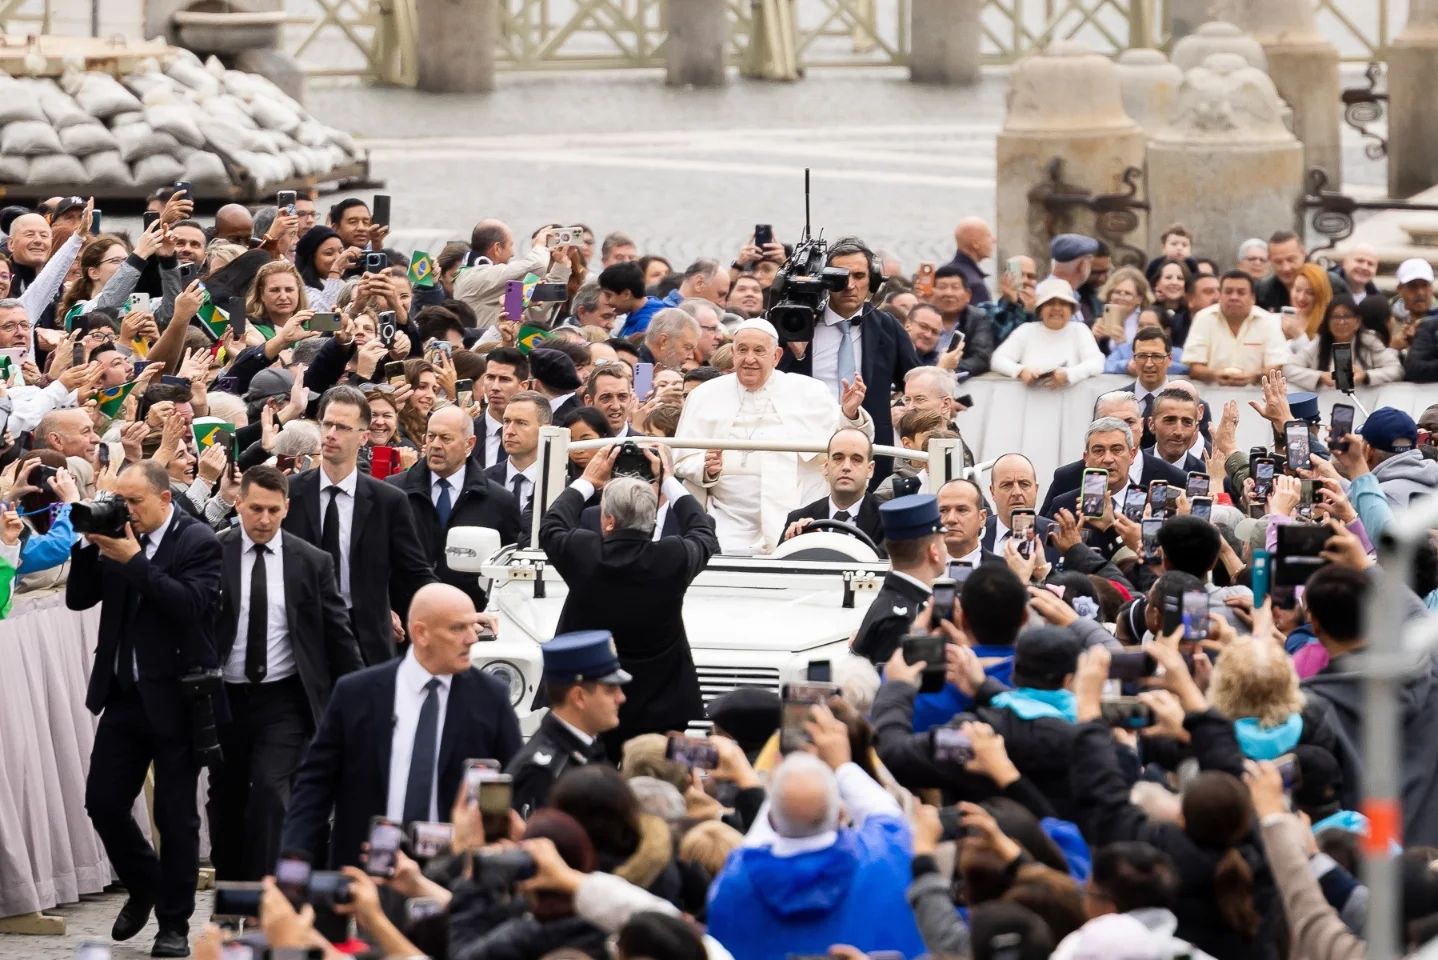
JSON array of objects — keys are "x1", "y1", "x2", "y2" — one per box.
[
  {"x1": 515, "y1": 323, "x2": 548, "y2": 355},
  {"x1": 408, "y1": 250, "x2": 437, "y2": 288},
  {"x1": 192, "y1": 417, "x2": 236, "y2": 454},
  {"x1": 96, "y1": 380, "x2": 136, "y2": 418}
]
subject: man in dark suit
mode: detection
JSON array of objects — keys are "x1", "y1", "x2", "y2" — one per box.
[
  {"x1": 1039, "y1": 390, "x2": 1186, "y2": 516},
  {"x1": 581, "y1": 363, "x2": 638, "y2": 438},
  {"x1": 506, "y1": 630, "x2": 630, "y2": 815},
  {"x1": 283, "y1": 385, "x2": 437, "y2": 666},
  {"x1": 781, "y1": 427, "x2": 884, "y2": 550},
  {"x1": 1143, "y1": 385, "x2": 1208, "y2": 477},
  {"x1": 208, "y1": 465, "x2": 364, "y2": 882},
  {"x1": 1121, "y1": 327, "x2": 1211, "y2": 450},
  {"x1": 280, "y1": 583, "x2": 522, "y2": 869},
  {"x1": 483, "y1": 390, "x2": 550, "y2": 516},
  {"x1": 778, "y1": 237, "x2": 919, "y2": 484},
  {"x1": 937, "y1": 478, "x2": 1005, "y2": 569},
  {"x1": 852, "y1": 494, "x2": 947, "y2": 665},
  {"x1": 67, "y1": 459, "x2": 223, "y2": 958},
  {"x1": 527, "y1": 347, "x2": 582, "y2": 421},
  {"x1": 1043, "y1": 416, "x2": 1149, "y2": 561},
  {"x1": 473, "y1": 347, "x2": 528, "y2": 468},
  {"x1": 391, "y1": 406, "x2": 522, "y2": 611},
  {"x1": 539, "y1": 442, "x2": 719, "y2": 752}
]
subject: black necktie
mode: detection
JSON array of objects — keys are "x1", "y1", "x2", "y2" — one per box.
[
  {"x1": 834, "y1": 510, "x2": 851, "y2": 523},
  {"x1": 435, "y1": 478, "x2": 453, "y2": 528},
  {"x1": 116, "y1": 533, "x2": 151, "y2": 694},
  {"x1": 1141, "y1": 392, "x2": 1155, "y2": 421},
  {"x1": 403, "y1": 678, "x2": 441, "y2": 824},
  {"x1": 511, "y1": 475, "x2": 526, "y2": 504},
  {"x1": 322, "y1": 485, "x2": 342, "y2": 588},
  {"x1": 245, "y1": 543, "x2": 269, "y2": 683}
]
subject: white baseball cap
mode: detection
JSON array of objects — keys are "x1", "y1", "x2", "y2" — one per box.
[{"x1": 1396, "y1": 257, "x2": 1435, "y2": 286}]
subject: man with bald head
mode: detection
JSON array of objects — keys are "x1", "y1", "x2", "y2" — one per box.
[
  {"x1": 947, "y1": 216, "x2": 995, "y2": 304},
  {"x1": 8, "y1": 212, "x2": 59, "y2": 296},
  {"x1": 454, "y1": 219, "x2": 574, "y2": 330},
  {"x1": 214, "y1": 204, "x2": 254, "y2": 246},
  {"x1": 389, "y1": 405, "x2": 522, "y2": 611},
  {"x1": 281, "y1": 581, "x2": 521, "y2": 868},
  {"x1": 1330, "y1": 244, "x2": 1380, "y2": 299}
]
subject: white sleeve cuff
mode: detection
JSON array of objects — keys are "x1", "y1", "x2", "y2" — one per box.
[
  {"x1": 569, "y1": 477, "x2": 597, "y2": 501},
  {"x1": 660, "y1": 476, "x2": 689, "y2": 503}
]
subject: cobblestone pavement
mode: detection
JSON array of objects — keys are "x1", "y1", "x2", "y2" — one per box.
[{"x1": 0, "y1": 890, "x2": 214, "y2": 959}]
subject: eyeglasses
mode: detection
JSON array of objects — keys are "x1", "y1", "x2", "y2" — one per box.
[
  {"x1": 1133, "y1": 353, "x2": 1170, "y2": 363},
  {"x1": 0, "y1": 321, "x2": 32, "y2": 335},
  {"x1": 98, "y1": 256, "x2": 127, "y2": 266},
  {"x1": 1241, "y1": 255, "x2": 1268, "y2": 263},
  {"x1": 360, "y1": 383, "x2": 396, "y2": 395}
]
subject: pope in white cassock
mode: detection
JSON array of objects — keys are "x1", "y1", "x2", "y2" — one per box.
[{"x1": 674, "y1": 317, "x2": 874, "y2": 554}]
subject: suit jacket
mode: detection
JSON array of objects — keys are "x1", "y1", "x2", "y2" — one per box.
[
  {"x1": 483, "y1": 460, "x2": 533, "y2": 509},
  {"x1": 552, "y1": 394, "x2": 579, "y2": 421},
  {"x1": 282, "y1": 468, "x2": 437, "y2": 666},
  {"x1": 214, "y1": 528, "x2": 364, "y2": 726},
  {"x1": 783, "y1": 495, "x2": 884, "y2": 551},
  {"x1": 539, "y1": 486, "x2": 719, "y2": 738},
  {"x1": 981, "y1": 513, "x2": 1060, "y2": 566},
  {"x1": 471, "y1": 413, "x2": 502, "y2": 469},
  {"x1": 777, "y1": 303, "x2": 919, "y2": 483},
  {"x1": 1142, "y1": 446, "x2": 1206, "y2": 477},
  {"x1": 980, "y1": 515, "x2": 1134, "y2": 591},
  {"x1": 1039, "y1": 454, "x2": 1187, "y2": 517},
  {"x1": 1123, "y1": 379, "x2": 1214, "y2": 451},
  {"x1": 389, "y1": 460, "x2": 522, "y2": 610},
  {"x1": 280, "y1": 660, "x2": 522, "y2": 868},
  {"x1": 68, "y1": 507, "x2": 223, "y2": 719}
]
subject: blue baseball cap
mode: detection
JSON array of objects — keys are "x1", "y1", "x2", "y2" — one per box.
[
  {"x1": 1050, "y1": 233, "x2": 1100, "y2": 263},
  {"x1": 1360, "y1": 407, "x2": 1419, "y2": 454},
  {"x1": 542, "y1": 630, "x2": 631, "y2": 685},
  {"x1": 879, "y1": 493, "x2": 943, "y2": 542}
]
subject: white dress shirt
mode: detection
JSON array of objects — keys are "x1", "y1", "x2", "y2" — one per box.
[
  {"x1": 950, "y1": 543, "x2": 985, "y2": 568},
  {"x1": 224, "y1": 529, "x2": 294, "y2": 684},
  {"x1": 548, "y1": 392, "x2": 575, "y2": 412},
  {"x1": 828, "y1": 496, "x2": 864, "y2": 520},
  {"x1": 503, "y1": 460, "x2": 539, "y2": 505},
  {"x1": 318, "y1": 466, "x2": 359, "y2": 606},
  {"x1": 812, "y1": 305, "x2": 865, "y2": 400},
  {"x1": 387, "y1": 649, "x2": 454, "y2": 823},
  {"x1": 116, "y1": 506, "x2": 175, "y2": 680},
  {"x1": 481, "y1": 411, "x2": 503, "y2": 467}
]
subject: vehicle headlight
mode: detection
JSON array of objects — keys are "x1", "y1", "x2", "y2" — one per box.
[{"x1": 482, "y1": 660, "x2": 525, "y2": 707}]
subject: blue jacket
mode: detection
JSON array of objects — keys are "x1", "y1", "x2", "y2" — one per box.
[
  {"x1": 617, "y1": 296, "x2": 669, "y2": 337},
  {"x1": 707, "y1": 815, "x2": 926, "y2": 960},
  {"x1": 18, "y1": 505, "x2": 75, "y2": 575},
  {"x1": 910, "y1": 644, "x2": 1015, "y2": 733}
]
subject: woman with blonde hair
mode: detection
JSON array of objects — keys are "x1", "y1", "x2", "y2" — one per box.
[
  {"x1": 1208, "y1": 636, "x2": 1342, "y2": 765},
  {"x1": 245, "y1": 259, "x2": 312, "y2": 340},
  {"x1": 1096, "y1": 265, "x2": 1154, "y2": 347}
]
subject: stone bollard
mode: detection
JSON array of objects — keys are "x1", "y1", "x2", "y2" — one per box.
[
  {"x1": 910, "y1": 0, "x2": 980, "y2": 85},
  {"x1": 1171, "y1": 21, "x2": 1266, "y2": 72},
  {"x1": 667, "y1": 0, "x2": 727, "y2": 87},
  {"x1": 1229, "y1": 0, "x2": 1342, "y2": 187},
  {"x1": 995, "y1": 42, "x2": 1145, "y2": 271},
  {"x1": 415, "y1": 0, "x2": 496, "y2": 93},
  {"x1": 1388, "y1": 0, "x2": 1438, "y2": 197},
  {"x1": 1146, "y1": 53, "x2": 1304, "y2": 263},
  {"x1": 1115, "y1": 49, "x2": 1183, "y2": 132}
]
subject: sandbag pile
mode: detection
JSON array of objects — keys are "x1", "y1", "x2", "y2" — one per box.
[{"x1": 0, "y1": 47, "x2": 364, "y2": 194}]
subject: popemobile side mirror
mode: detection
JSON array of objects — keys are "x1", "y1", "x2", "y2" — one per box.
[{"x1": 445, "y1": 526, "x2": 503, "y2": 573}]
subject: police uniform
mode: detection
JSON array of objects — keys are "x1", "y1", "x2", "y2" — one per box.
[
  {"x1": 504, "y1": 630, "x2": 632, "y2": 816},
  {"x1": 851, "y1": 494, "x2": 943, "y2": 665}
]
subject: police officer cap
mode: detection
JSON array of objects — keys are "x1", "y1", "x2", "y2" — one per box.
[
  {"x1": 542, "y1": 630, "x2": 632, "y2": 685},
  {"x1": 880, "y1": 493, "x2": 943, "y2": 542},
  {"x1": 1286, "y1": 391, "x2": 1320, "y2": 423},
  {"x1": 706, "y1": 687, "x2": 781, "y2": 754},
  {"x1": 1049, "y1": 233, "x2": 1100, "y2": 263}
]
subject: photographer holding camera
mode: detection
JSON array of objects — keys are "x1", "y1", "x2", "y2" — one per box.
[{"x1": 66, "y1": 458, "x2": 224, "y2": 958}]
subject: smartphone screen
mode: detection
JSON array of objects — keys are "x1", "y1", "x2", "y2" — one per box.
[
  {"x1": 1285, "y1": 421, "x2": 1310, "y2": 472},
  {"x1": 754, "y1": 223, "x2": 773, "y2": 247},
  {"x1": 780, "y1": 682, "x2": 837, "y2": 753},
  {"x1": 1275, "y1": 752, "x2": 1303, "y2": 791},
  {"x1": 274, "y1": 854, "x2": 311, "y2": 908},
  {"x1": 902, "y1": 635, "x2": 946, "y2": 693},
  {"x1": 1081, "y1": 469, "x2": 1107, "y2": 518},
  {"x1": 1122, "y1": 487, "x2": 1147, "y2": 522},
  {"x1": 478, "y1": 778, "x2": 512, "y2": 844},
  {"x1": 1010, "y1": 509, "x2": 1036, "y2": 557},
  {"x1": 1185, "y1": 472, "x2": 1210, "y2": 499},
  {"x1": 1191, "y1": 496, "x2": 1212, "y2": 522},
  {"x1": 1147, "y1": 481, "x2": 1168, "y2": 514},
  {"x1": 1108, "y1": 650, "x2": 1155, "y2": 681},
  {"x1": 932, "y1": 727, "x2": 973, "y2": 763},
  {"x1": 1254, "y1": 459, "x2": 1276, "y2": 501},
  {"x1": 1298, "y1": 479, "x2": 1314, "y2": 520},
  {"x1": 409, "y1": 821, "x2": 455, "y2": 859},
  {"x1": 1181, "y1": 589, "x2": 1210, "y2": 641},
  {"x1": 386, "y1": 361, "x2": 407, "y2": 385},
  {"x1": 364, "y1": 818, "x2": 403, "y2": 878},
  {"x1": 806, "y1": 660, "x2": 832, "y2": 683},
  {"x1": 1100, "y1": 697, "x2": 1154, "y2": 729},
  {"x1": 930, "y1": 577, "x2": 957, "y2": 622},
  {"x1": 455, "y1": 378, "x2": 474, "y2": 409},
  {"x1": 1332, "y1": 342, "x2": 1354, "y2": 392},
  {"x1": 1331, "y1": 403, "x2": 1355, "y2": 445},
  {"x1": 633, "y1": 362, "x2": 655, "y2": 401},
  {"x1": 1141, "y1": 517, "x2": 1163, "y2": 562}
]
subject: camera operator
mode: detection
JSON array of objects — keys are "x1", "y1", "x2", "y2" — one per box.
[
  {"x1": 779, "y1": 237, "x2": 919, "y2": 485},
  {"x1": 66, "y1": 458, "x2": 223, "y2": 958}
]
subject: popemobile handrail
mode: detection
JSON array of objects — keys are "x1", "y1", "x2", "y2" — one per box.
[{"x1": 527, "y1": 426, "x2": 992, "y2": 549}]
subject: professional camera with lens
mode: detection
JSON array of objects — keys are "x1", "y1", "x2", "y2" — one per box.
[
  {"x1": 181, "y1": 667, "x2": 224, "y2": 768},
  {"x1": 71, "y1": 492, "x2": 131, "y2": 538},
  {"x1": 612, "y1": 441, "x2": 655, "y2": 483},
  {"x1": 767, "y1": 239, "x2": 850, "y2": 344}
]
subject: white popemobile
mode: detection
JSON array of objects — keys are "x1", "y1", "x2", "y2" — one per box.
[{"x1": 446, "y1": 425, "x2": 977, "y2": 736}]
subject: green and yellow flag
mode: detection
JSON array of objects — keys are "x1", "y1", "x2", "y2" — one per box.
[
  {"x1": 516, "y1": 323, "x2": 548, "y2": 355},
  {"x1": 408, "y1": 250, "x2": 437, "y2": 288},
  {"x1": 63, "y1": 303, "x2": 86, "y2": 332},
  {"x1": 193, "y1": 417, "x2": 235, "y2": 454},
  {"x1": 195, "y1": 296, "x2": 229, "y2": 340},
  {"x1": 96, "y1": 380, "x2": 136, "y2": 418}
]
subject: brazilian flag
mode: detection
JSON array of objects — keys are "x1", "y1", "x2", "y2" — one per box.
[
  {"x1": 193, "y1": 417, "x2": 235, "y2": 456},
  {"x1": 515, "y1": 323, "x2": 548, "y2": 355},
  {"x1": 195, "y1": 296, "x2": 229, "y2": 340},
  {"x1": 408, "y1": 250, "x2": 437, "y2": 288},
  {"x1": 96, "y1": 380, "x2": 136, "y2": 418}
]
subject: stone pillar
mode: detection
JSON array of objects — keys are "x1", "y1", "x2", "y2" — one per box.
[
  {"x1": 909, "y1": 0, "x2": 980, "y2": 85},
  {"x1": 995, "y1": 42, "x2": 1145, "y2": 271},
  {"x1": 415, "y1": 0, "x2": 496, "y2": 93},
  {"x1": 1147, "y1": 53, "x2": 1304, "y2": 263},
  {"x1": 1388, "y1": 0, "x2": 1438, "y2": 197},
  {"x1": 1171, "y1": 21, "x2": 1266, "y2": 71},
  {"x1": 1229, "y1": 0, "x2": 1342, "y2": 185},
  {"x1": 666, "y1": 0, "x2": 727, "y2": 87},
  {"x1": 1115, "y1": 49, "x2": 1183, "y2": 132}
]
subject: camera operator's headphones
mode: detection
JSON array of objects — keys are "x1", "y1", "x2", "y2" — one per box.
[{"x1": 828, "y1": 237, "x2": 884, "y2": 303}]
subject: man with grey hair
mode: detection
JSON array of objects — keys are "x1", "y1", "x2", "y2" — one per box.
[
  {"x1": 1236, "y1": 238, "x2": 1269, "y2": 282},
  {"x1": 540, "y1": 439, "x2": 718, "y2": 748},
  {"x1": 0, "y1": 298, "x2": 99, "y2": 433},
  {"x1": 707, "y1": 703, "x2": 925, "y2": 958},
  {"x1": 1039, "y1": 389, "x2": 1187, "y2": 516},
  {"x1": 1042, "y1": 415, "x2": 1146, "y2": 559},
  {"x1": 642, "y1": 307, "x2": 701, "y2": 371},
  {"x1": 678, "y1": 297, "x2": 725, "y2": 363},
  {"x1": 569, "y1": 281, "x2": 617, "y2": 331}
]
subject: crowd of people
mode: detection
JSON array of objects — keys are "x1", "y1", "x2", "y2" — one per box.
[{"x1": 2, "y1": 181, "x2": 1437, "y2": 960}]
